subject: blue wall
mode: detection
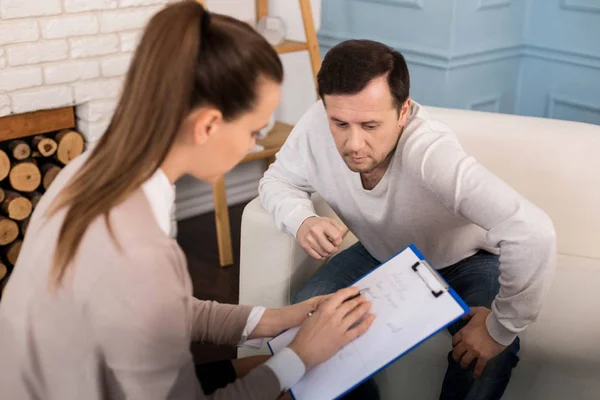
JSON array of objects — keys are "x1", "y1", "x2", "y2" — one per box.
[{"x1": 318, "y1": 0, "x2": 600, "y2": 125}]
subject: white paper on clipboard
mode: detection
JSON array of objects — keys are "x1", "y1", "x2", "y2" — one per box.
[{"x1": 268, "y1": 245, "x2": 468, "y2": 400}]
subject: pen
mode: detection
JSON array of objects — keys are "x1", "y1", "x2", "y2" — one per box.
[
  {"x1": 342, "y1": 288, "x2": 369, "y2": 303},
  {"x1": 307, "y1": 288, "x2": 369, "y2": 317}
]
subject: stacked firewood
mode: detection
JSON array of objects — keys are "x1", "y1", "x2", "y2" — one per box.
[{"x1": 0, "y1": 129, "x2": 84, "y2": 295}]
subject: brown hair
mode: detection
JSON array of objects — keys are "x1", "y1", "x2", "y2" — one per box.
[
  {"x1": 317, "y1": 39, "x2": 410, "y2": 108},
  {"x1": 48, "y1": 1, "x2": 283, "y2": 284}
]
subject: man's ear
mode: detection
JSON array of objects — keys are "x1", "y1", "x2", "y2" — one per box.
[
  {"x1": 398, "y1": 98, "x2": 411, "y2": 127},
  {"x1": 192, "y1": 108, "x2": 222, "y2": 145}
]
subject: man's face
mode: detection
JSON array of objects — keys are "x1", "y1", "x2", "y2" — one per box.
[{"x1": 324, "y1": 76, "x2": 410, "y2": 174}]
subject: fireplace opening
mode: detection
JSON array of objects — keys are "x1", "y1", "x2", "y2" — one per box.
[{"x1": 0, "y1": 106, "x2": 86, "y2": 296}]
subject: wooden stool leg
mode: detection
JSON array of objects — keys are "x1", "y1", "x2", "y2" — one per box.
[
  {"x1": 299, "y1": 0, "x2": 322, "y2": 92},
  {"x1": 212, "y1": 177, "x2": 234, "y2": 267}
]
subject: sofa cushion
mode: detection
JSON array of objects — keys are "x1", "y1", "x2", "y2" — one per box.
[{"x1": 374, "y1": 253, "x2": 600, "y2": 399}]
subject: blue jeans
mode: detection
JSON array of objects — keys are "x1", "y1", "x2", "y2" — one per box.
[{"x1": 293, "y1": 243, "x2": 520, "y2": 400}]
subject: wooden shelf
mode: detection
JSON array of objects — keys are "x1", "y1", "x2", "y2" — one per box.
[
  {"x1": 274, "y1": 39, "x2": 309, "y2": 54},
  {"x1": 241, "y1": 121, "x2": 292, "y2": 163},
  {"x1": 0, "y1": 107, "x2": 75, "y2": 142}
]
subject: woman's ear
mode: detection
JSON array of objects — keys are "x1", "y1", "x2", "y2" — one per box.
[{"x1": 192, "y1": 108, "x2": 223, "y2": 145}]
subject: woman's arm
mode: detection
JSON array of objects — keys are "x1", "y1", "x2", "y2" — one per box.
[
  {"x1": 190, "y1": 298, "x2": 253, "y2": 345},
  {"x1": 89, "y1": 241, "x2": 283, "y2": 399},
  {"x1": 248, "y1": 296, "x2": 327, "y2": 339}
]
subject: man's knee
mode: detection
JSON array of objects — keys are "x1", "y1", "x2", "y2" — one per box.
[
  {"x1": 486, "y1": 336, "x2": 520, "y2": 373},
  {"x1": 461, "y1": 336, "x2": 520, "y2": 380},
  {"x1": 292, "y1": 280, "x2": 344, "y2": 304}
]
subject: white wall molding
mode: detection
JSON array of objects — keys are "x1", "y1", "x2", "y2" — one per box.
[
  {"x1": 360, "y1": 0, "x2": 424, "y2": 9},
  {"x1": 320, "y1": 30, "x2": 600, "y2": 71},
  {"x1": 319, "y1": 30, "x2": 449, "y2": 69},
  {"x1": 545, "y1": 95, "x2": 600, "y2": 120},
  {"x1": 524, "y1": 44, "x2": 600, "y2": 70},
  {"x1": 559, "y1": 0, "x2": 600, "y2": 14},
  {"x1": 319, "y1": 30, "x2": 522, "y2": 69},
  {"x1": 476, "y1": 0, "x2": 512, "y2": 11},
  {"x1": 469, "y1": 95, "x2": 502, "y2": 112}
]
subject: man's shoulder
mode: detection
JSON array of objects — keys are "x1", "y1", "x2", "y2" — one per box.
[
  {"x1": 409, "y1": 102, "x2": 455, "y2": 136},
  {"x1": 404, "y1": 104, "x2": 458, "y2": 148},
  {"x1": 399, "y1": 103, "x2": 465, "y2": 167}
]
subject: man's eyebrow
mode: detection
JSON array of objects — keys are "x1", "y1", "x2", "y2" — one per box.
[
  {"x1": 330, "y1": 117, "x2": 347, "y2": 123},
  {"x1": 329, "y1": 117, "x2": 381, "y2": 124}
]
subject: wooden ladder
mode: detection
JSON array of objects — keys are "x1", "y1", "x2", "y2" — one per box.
[{"x1": 197, "y1": 0, "x2": 322, "y2": 267}]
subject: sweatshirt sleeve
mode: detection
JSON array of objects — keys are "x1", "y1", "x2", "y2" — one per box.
[
  {"x1": 191, "y1": 298, "x2": 253, "y2": 345},
  {"x1": 258, "y1": 113, "x2": 318, "y2": 238},
  {"x1": 404, "y1": 128, "x2": 557, "y2": 345}
]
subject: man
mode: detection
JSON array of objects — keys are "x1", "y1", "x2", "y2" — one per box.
[{"x1": 259, "y1": 39, "x2": 556, "y2": 400}]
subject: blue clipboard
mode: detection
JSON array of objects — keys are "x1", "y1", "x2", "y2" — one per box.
[{"x1": 268, "y1": 244, "x2": 469, "y2": 400}]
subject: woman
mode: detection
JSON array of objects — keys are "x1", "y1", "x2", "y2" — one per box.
[{"x1": 0, "y1": 2, "x2": 374, "y2": 399}]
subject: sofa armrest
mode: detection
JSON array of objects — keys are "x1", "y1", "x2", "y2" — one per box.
[{"x1": 239, "y1": 197, "x2": 321, "y2": 310}]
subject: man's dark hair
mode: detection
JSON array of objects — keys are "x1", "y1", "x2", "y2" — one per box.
[{"x1": 317, "y1": 39, "x2": 410, "y2": 109}]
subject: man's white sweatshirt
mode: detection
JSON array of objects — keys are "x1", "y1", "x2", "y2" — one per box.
[{"x1": 259, "y1": 100, "x2": 556, "y2": 346}]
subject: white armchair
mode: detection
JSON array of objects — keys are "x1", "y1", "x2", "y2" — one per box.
[{"x1": 239, "y1": 107, "x2": 600, "y2": 399}]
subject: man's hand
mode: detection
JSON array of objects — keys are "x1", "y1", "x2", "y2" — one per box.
[
  {"x1": 452, "y1": 307, "x2": 506, "y2": 378},
  {"x1": 297, "y1": 217, "x2": 348, "y2": 260}
]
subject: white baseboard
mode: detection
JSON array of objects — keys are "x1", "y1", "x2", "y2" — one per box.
[{"x1": 174, "y1": 161, "x2": 264, "y2": 221}]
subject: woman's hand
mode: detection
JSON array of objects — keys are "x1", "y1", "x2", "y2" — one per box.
[
  {"x1": 249, "y1": 296, "x2": 330, "y2": 339},
  {"x1": 289, "y1": 287, "x2": 375, "y2": 370}
]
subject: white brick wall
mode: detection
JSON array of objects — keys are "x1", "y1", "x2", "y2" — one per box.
[
  {"x1": 0, "y1": 95, "x2": 11, "y2": 118},
  {"x1": 44, "y1": 60, "x2": 100, "y2": 84},
  {"x1": 101, "y1": 53, "x2": 133, "y2": 77},
  {"x1": 7, "y1": 41, "x2": 69, "y2": 66},
  {"x1": 77, "y1": 119, "x2": 111, "y2": 144},
  {"x1": 121, "y1": 0, "x2": 168, "y2": 6},
  {"x1": 0, "y1": 20, "x2": 39, "y2": 46},
  {"x1": 119, "y1": 30, "x2": 141, "y2": 52},
  {"x1": 1, "y1": 0, "x2": 61, "y2": 19},
  {"x1": 70, "y1": 34, "x2": 119, "y2": 58},
  {"x1": 40, "y1": 14, "x2": 100, "y2": 39},
  {"x1": 0, "y1": 48, "x2": 6, "y2": 69},
  {"x1": 11, "y1": 85, "x2": 73, "y2": 114},
  {"x1": 77, "y1": 99, "x2": 117, "y2": 122},
  {"x1": 64, "y1": 0, "x2": 118, "y2": 13},
  {"x1": 74, "y1": 78, "x2": 123, "y2": 103},
  {"x1": 99, "y1": 7, "x2": 161, "y2": 33},
  {"x1": 0, "y1": 66, "x2": 42, "y2": 92},
  {"x1": 0, "y1": 0, "x2": 323, "y2": 219},
  {"x1": 0, "y1": 0, "x2": 170, "y2": 141}
]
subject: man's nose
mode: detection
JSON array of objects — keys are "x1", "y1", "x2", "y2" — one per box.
[{"x1": 345, "y1": 129, "x2": 365, "y2": 153}]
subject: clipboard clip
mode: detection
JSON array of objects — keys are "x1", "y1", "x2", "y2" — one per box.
[{"x1": 411, "y1": 260, "x2": 448, "y2": 298}]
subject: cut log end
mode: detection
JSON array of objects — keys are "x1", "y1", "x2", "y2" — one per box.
[
  {"x1": 33, "y1": 135, "x2": 58, "y2": 157},
  {"x1": 9, "y1": 140, "x2": 31, "y2": 161},
  {"x1": 6, "y1": 240, "x2": 22, "y2": 266},
  {"x1": 9, "y1": 160, "x2": 42, "y2": 193},
  {"x1": 56, "y1": 130, "x2": 85, "y2": 165},
  {"x1": 41, "y1": 163, "x2": 62, "y2": 191},
  {"x1": 2, "y1": 190, "x2": 32, "y2": 221},
  {"x1": 0, "y1": 217, "x2": 19, "y2": 246},
  {"x1": 0, "y1": 150, "x2": 10, "y2": 182},
  {"x1": 0, "y1": 263, "x2": 6, "y2": 282}
]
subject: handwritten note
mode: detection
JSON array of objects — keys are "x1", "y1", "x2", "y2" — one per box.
[{"x1": 268, "y1": 246, "x2": 467, "y2": 400}]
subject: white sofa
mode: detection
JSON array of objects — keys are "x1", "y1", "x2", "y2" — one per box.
[{"x1": 238, "y1": 107, "x2": 600, "y2": 399}]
